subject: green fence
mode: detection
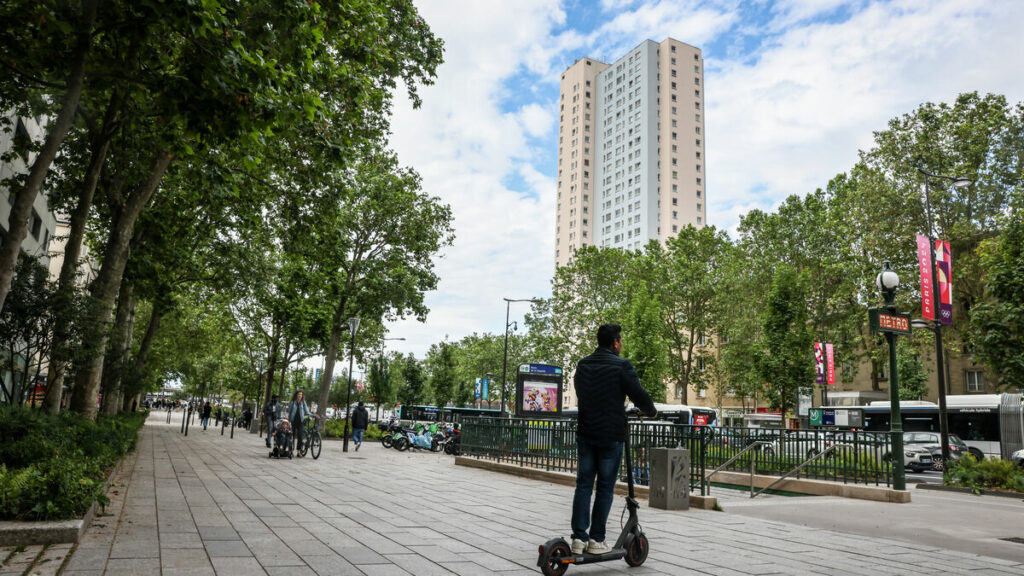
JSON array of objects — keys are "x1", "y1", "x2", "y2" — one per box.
[{"x1": 460, "y1": 418, "x2": 894, "y2": 495}]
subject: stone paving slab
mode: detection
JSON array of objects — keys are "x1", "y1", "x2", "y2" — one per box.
[{"x1": 58, "y1": 413, "x2": 1024, "y2": 575}]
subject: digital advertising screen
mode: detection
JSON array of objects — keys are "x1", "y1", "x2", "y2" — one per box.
[{"x1": 516, "y1": 363, "x2": 563, "y2": 417}]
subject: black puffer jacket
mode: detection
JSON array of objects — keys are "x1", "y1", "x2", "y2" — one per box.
[
  {"x1": 575, "y1": 347, "x2": 657, "y2": 442},
  {"x1": 351, "y1": 406, "x2": 369, "y2": 429}
]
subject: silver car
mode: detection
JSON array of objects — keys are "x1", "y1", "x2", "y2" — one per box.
[{"x1": 1012, "y1": 449, "x2": 1023, "y2": 468}]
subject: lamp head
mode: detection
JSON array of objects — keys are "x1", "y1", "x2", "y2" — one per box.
[
  {"x1": 951, "y1": 177, "x2": 973, "y2": 188},
  {"x1": 876, "y1": 261, "x2": 899, "y2": 306},
  {"x1": 876, "y1": 262, "x2": 899, "y2": 291},
  {"x1": 348, "y1": 317, "x2": 360, "y2": 335}
]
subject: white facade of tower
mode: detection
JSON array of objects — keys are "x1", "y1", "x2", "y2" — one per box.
[{"x1": 555, "y1": 38, "x2": 705, "y2": 268}]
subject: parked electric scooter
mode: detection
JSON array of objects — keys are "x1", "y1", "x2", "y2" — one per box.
[{"x1": 536, "y1": 408, "x2": 649, "y2": 575}]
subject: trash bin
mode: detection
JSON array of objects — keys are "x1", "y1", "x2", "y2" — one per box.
[{"x1": 649, "y1": 447, "x2": 690, "y2": 510}]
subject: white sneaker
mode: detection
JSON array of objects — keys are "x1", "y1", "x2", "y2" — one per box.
[
  {"x1": 571, "y1": 539, "x2": 586, "y2": 554},
  {"x1": 586, "y1": 540, "x2": 611, "y2": 554}
]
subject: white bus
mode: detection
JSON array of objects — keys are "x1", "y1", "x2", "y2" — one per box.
[{"x1": 861, "y1": 393, "x2": 1024, "y2": 460}]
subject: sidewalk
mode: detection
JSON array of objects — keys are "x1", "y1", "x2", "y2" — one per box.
[{"x1": 51, "y1": 413, "x2": 1024, "y2": 575}]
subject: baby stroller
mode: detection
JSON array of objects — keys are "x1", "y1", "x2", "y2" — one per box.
[{"x1": 269, "y1": 419, "x2": 293, "y2": 459}]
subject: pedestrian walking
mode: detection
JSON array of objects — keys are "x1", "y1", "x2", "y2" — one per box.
[
  {"x1": 351, "y1": 401, "x2": 369, "y2": 451},
  {"x1": 288, "y1": 390, "x2": 310, "y2": 456},
  {"x1": 569, "y1": 323, "x2": 657, "y2": 556},
  {"x1": 263, "y1": 395, "x2": 282, "y2": 448},
  {"x1": 201, "y1": 401, "x2": 212, "y2": 430}
]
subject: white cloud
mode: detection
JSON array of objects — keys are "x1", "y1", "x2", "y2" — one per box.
[
  {"x1": 375, "y1": 0, "x2": 1024, "y2": 362},
  {"x1": 705, "y1": 0, "x2": 1024, "y2": 235}
]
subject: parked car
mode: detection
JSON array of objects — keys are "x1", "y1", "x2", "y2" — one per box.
[
  {"x1": 1011, "y1": 448, "x2": 1023, "y2": 468},
  {"x1": 903, "y1": 431, "x2": 968, "y2": 470}
]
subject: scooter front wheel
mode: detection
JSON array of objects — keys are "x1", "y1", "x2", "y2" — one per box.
[
  {"x1": 539, "y1": 541, "x2": 571, "y2": 576},
  {"x1": 625, "y1": 532, "x2": 648, "y2": 567}
]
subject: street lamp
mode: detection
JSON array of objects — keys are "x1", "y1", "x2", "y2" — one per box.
[
  {"x1": 501, "y1": 297, "x2": 540, "y2": 416},
  {"x1": 342, "y1": 317, "x2": 360, "y2": 453},
  {"x1": 917, "y1": 167, "x2": 972, "y2": 465},
  {"x1": 876, "y1": 262, "x2": 907, "y2": 491}
]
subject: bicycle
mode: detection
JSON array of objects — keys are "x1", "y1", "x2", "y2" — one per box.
[{"x1": 297, "y1": 414, "x2": 323, "y2": 459}]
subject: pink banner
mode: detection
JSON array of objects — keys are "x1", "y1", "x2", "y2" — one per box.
[
  {"x1": 917, "y1": 234, "x2": 935, "y2": 321},
  {"x1": 826, "y1": 343, "x2": 835, "y2": 386},
  {"x1": 936, "y1": 239, "x2": 952, "y2": 325},
  {"x1": 814, "y1": 342, "x2": 825, "y2": 385}
]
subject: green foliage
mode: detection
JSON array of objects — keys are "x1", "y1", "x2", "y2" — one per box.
[
  {"x1": 426, "y1": 341, "x2": 457, "y2": 411},
  {"x1": 896, "y1": 339, "x2": 929, "y2": 401},
  {"x1": 398, "y1": 355, "x2": 428, "y2": 407},
  {"x1": 944, "y1": 455, "x2": 1024, "y2": 494},
  {"x1": 0, "y1": 406, "x2": 144, "y2": 520},
  {"x1": 756, "y1": 267, "x2": 814, "y2": 415},
  {"x1": 970, "y1": 203, "x2": 1024, "y2": 390},
  {"x1": 322, "y1": 419, "x2": 383, "y2": 440}
]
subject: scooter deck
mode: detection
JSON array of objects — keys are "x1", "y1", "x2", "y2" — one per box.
[{"x1": 561, "y1": 548, "x2": 626, "y2": 565}]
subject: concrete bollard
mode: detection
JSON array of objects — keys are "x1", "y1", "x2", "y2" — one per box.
[{"x1": 649, "y1": 447, "x2": 690, "y2": 510}]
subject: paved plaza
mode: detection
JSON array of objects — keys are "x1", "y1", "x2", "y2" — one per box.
[{"x1": 9, "y1": 413, "x2": 1024, "y2": 575}]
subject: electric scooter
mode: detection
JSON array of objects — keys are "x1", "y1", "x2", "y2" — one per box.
[{"x1": 537, "y1": 409, "x2": 649, "y2": 575}]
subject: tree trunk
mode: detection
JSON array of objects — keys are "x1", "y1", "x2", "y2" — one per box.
[
  {"x1": 69, "y1": 151, "x2": 173, "y2": 419},
  {"x1": 43, "y1": 89, "x2": 123, "y2": 414},
  {"x1": 123, "y1": 306, "x2": 161, "y2": 402},
  {"x1": 278, "y1": 340, "x2": 291, "y2": 399},
  {"x1": 0, "y1": 0, "x2": 97, "y2": 313},
  {"x1": 316, "y1": 304, "x2": 346, "y2": 419},
  {"x1": 101, "y1": 281, "x2": 135, "y2": 416},
  {"x1": 262, "y1": 335, "x2": 279, "y2": 410}
]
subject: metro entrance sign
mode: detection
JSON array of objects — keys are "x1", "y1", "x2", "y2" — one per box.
[{"x1": 868, "y1": 307, "x2": 912, "y2": 335}]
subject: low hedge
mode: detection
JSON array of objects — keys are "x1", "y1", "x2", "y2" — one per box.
[
  {"x1": 322, "y1": 419, "x2": 383, "y2": 441},
  {"x1": 943, "y1": 454, "x2": 1024, "y2": 494},
  {"x1": 0, "y1": 405, "x2": 147, "y2": 520}
]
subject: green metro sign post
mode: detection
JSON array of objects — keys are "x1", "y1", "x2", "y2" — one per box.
[{"x1": 870, "y1": 261, "x2": 911, "y2": 491}]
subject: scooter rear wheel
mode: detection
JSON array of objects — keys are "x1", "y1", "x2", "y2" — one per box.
[
  {"x1": 396, "y1": 437, "x2": 410, "y2": 451},
  {"x1": 540, "y1": 541, "x2": 571, "y2": 576},
  {"x1": 381, "y1": 435, "x2": 393, "y2": 448},
  {"x1": 625, "y1": 533, "x2": 648, "y2": 567}
]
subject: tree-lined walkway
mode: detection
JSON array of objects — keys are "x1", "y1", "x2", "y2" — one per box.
[{"x1": 56, "y1": 413, "x2": 1024, "y2": 575}]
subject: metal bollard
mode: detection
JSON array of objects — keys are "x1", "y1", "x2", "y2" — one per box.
[{"x1": 649, "y1": 447, "x2": 690, "y2": 510}]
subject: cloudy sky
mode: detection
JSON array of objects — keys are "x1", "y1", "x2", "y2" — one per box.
[{"x1": 379, "y1": 0, "x2": 1024, "y2": 360}]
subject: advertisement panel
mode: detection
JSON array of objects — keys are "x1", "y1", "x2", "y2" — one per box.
[
  {"x1": 814, "y1": 342, "x2": 825, "y2": 385},
  {"x1": 936, "y1": 239, "x2": 953, "y2": 325},
  {"x1": 516, "y1": 364, "x2": 563, "y2": 417},
  {"x1": 917, "y1": 234, "x2": 935, "y2": 321},
  {"x1": 826, "y1": 343, "x2": 835, "y2": 386}
]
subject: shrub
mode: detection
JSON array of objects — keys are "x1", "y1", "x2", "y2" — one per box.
[
  {"x1": 0, "y1": 406, "x2": 145, "y2": 520},
  {"x1": 944, "y1": 455, "x2": 1024, "y2": 494}
]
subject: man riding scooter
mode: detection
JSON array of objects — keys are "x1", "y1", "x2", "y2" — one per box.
[{"x1": 570, "y1": 323, "x2": 657, "y2": 555}]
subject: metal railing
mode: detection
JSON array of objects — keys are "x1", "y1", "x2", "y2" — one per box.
[
  {"x1": 460, "y1": 418, "x2": 894, "y2": 496},
  {"x1": 751, "y1": 443, "x2": 853, "y2": 498},
  {"x1": 703, "y1": 441, "x2": 773, "y2": 497}
]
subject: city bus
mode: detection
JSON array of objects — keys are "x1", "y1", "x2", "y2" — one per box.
[
  {"x1": 860, "y1": 393, "x2": 1024, "y2": 460},
  {"x1": 399, "y1": 405, "x2": 502, "y2": 423}
]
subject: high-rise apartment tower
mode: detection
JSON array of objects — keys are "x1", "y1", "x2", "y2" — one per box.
[{"x1": 554, "y1": 38, "x2": 705, "y2": 268}]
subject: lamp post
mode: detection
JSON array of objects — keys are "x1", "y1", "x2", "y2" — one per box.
[
  {"x1": 876, "y1": 262, "x2": 906, "y2": 491},
  {"x1": 501, "y1": 298, "x2": 540, "y2": 416},
  {"x1": 917, "y1": 168, "x2": 972, "y2": 465},
  {"x1": 342, "y1": 317, "x2": 360, "y2": 453}
]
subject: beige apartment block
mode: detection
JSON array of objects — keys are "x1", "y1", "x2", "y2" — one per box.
[{"x1": 555, "y1": 38, "x2": 705, "y2": 269}]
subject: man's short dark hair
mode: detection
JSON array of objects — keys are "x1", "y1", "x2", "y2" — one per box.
[
  {"x1": 271, "y1": 395, "x2": 279, "y2": 401},
  {"x1": 358, "y1": 401, "x2": 364, "y2": 407},
  {"x1": 597, "y1": 323, "x2": 622, "y2": 348}
]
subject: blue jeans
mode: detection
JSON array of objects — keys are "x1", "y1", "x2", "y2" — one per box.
[
  {"x1": 353, "y1": 428, "x2": 365, "y2": 444},
  {"x1": 572, "y1": 437, "x2": 623, "y2": 543}
]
